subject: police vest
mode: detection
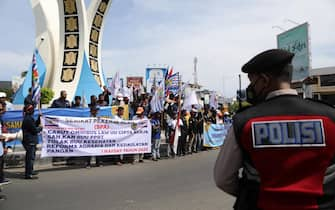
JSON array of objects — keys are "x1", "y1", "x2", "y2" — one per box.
[{"x1": 233, "y1": 95, "x2": 335, "y2": 210}]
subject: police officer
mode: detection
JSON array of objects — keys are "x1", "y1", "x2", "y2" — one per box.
[{"x1": 214, "y1": 49, "x2": 335, "y2": 209}]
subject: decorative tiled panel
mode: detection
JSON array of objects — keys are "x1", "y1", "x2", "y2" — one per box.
[
  {"x1": 61, "y1": 0, "x2": 80, "y2": 83},
  {"x1": 65, "y1": 17, "x2": 79, "y2": 32},
  {"x1": 65, "y1": 34, "x2": 79, "y2": 49},
  {"x1": 61, "y1": 68, "x2": 76, "y2": 82},
  {"x1": 63, "y1": 0, "x2": 78, "y2": 15},
  {"x1": 88, "y1": 0, "x2": 110, "y2": 86}
]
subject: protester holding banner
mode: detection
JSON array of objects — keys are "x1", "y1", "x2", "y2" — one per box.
[
  {"x1": 22, "y1": 104, "x2": 42, "y2": 179},
  {"x1": 24, "y1": 88, "x2": 35, "y2": 107},
  {"x1": 132, "y1": 107, "x2": 147, "y2": 163},
  {"x1": 109, "y1": 106, "x2": 124, "y2": 166},
  {"x1": 85, "y1": 106, "x2": 103, "y2": 168}
]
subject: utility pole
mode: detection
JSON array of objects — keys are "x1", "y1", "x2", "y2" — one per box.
[{"x1": 193, "y1": 57, "x2": 198, "y2": 87}]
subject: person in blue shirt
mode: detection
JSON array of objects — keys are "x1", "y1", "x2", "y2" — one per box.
[{"x1": 150, "y1": 112, "x2": 161, "y2": 161}]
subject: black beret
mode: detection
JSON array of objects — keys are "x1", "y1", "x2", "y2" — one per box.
[{"x1": 242, "y1": 49, "x2": 294, "y2": 74}]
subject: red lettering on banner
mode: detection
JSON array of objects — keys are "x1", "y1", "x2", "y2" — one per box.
[
  {"x1": 94, "y1": 124, "x2": 109, "y2": 129},
  {"x1": 123, "y1": 148, "x2": 138, "y2": 152},
  {"x1": 102, "y1": 149, "x2": 122, "y2": 153},
  {"x1": 138, "y1": 148, "x2": 149, "y2": 152}
]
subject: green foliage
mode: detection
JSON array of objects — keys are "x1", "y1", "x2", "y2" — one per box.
[
  {"x1": 41, "y1": 87, "x2": 54, "y2": 104},
  {"x1": 21, "y1": 71, "x2": 28, "y2": 78},
  {"x1": 229, "y1": 100, "x2": 251, "y2": 114}
]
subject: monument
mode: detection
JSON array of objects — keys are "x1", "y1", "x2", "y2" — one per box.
[{"x1": 13, "y1": 0, "x2": 112, "y2": 104}]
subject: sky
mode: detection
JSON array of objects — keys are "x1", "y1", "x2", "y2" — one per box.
[{"x1": 0, "y1": 0, "x2": 334, "y2": 97}]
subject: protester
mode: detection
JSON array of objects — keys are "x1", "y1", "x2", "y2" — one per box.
[
  {"x1": 188, "y1": 108, "x2": 198, "y2": 154},
  {"x1": 169, "y1": 112, "x2": 183, "y2": 158},
  {"x1": 177, "y1": 110, "x2": 188, "y2": 156},
  {"x1": 132, "y1": 107, "x2": 147, "y2": 162},
  {"x1": 97, "y1": 93, "x2": 108, "y2": 106},
  {"x1": 196, "y1": 110, "x2": 204, "y2": 151},
  {"x1": 88, "y1": 95, "x2": 98, "y2": 108},
  {"x1": 214, "y1": 49, "x2": 335, "y2": 209},
  {"x1": 24, "y1": 88, "x2": 35, "y2": 107},
  {"x1": 71, "y1": 96, "x2": 82, "y2": 108},
  {"x1": 51, "y1": 90, "x2": 71, "y2": 108},
  {"x1": 0, "y1": 93, "x2": 7, "y2": 115},
  {"x1": 85, "y1": 105, "x2": 103, "y2": 168},
  {"x1": 150, "y1": 112, "x2": 161, "y2": 161},
  {"x1": 0, "y1": 102, "x2": 10, "y2": 184},
  {"x1": 108, "y1": 106, "x2": 124, "y2": 166},
  {"x1": 101, "y1": 85, "x2": 111, "y2": 105},
  {"x1": 22, "y1": 104, "x2": 42, "y2": 179}
]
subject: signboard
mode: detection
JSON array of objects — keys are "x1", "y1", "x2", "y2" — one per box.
[
  {"x1": 277, "y1": 22, "x2": 310, "y2": 81},
  {"x1": 145, "y1": 68, "x2": 167, "y2": 94},
  {"x1": 126, "y1": 77, "x2": 143, "y2": 89},
  {"x1": 320, "y1": 74, "x2": 335, "y2": 87}
]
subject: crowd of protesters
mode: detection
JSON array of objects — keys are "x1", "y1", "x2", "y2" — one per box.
[{"x1": 0, "y1": 86, "x2": 231, "y2": 185}]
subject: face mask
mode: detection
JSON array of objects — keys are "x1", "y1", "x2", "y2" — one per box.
[{"x1": 246, "y1": 77, "x2": 266, "y2": 105}]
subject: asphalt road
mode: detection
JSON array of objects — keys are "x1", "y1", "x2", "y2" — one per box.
[{"x1": 1, "y1": 150, "x2": 235, "y2": 210}]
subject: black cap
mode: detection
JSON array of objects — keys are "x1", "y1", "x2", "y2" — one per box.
[{"x1": 242, "y1": 49, "x2": 294, "y2": 74}]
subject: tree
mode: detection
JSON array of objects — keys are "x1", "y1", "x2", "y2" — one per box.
[
  {"x1": 41, "y1": 87, "x2": 54, "y2": 104},
  {"x1": 228, "y1": 100, "x2": 251, "y2": 114},
  {"x1": 21, "y1": 71, "x2": 28, "y2": 78}
]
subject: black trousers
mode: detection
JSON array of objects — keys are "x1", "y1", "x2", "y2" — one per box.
[
  {"x1": 23, "y1": 144, "x2": 36, "y2": 177},
  {"x1": 0, "y1": 155, "x2": 4, "y2": 182},
  {"x1": 86, "y1": 156, "x2": 103, "y2": 166}
]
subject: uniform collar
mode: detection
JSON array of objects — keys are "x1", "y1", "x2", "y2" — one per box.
[{"x1": 265, "y1": 89, "x2": 298, "y2": 100}]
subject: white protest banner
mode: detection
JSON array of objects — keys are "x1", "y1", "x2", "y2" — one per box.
[{"x1": 41, "y1": 115, "x2": 151, "y2": 157}]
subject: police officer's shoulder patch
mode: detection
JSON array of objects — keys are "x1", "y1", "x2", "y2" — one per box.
[{"x1": 252, "y1": 119, "x2": 325, "y2": 148}]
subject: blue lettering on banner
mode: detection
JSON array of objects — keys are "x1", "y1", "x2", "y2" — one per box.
[{"x1": 252, "y1": 119, "x2": 325, "y2": 148}]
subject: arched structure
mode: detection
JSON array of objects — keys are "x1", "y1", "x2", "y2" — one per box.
[{"x1": 14, "y1": 0, "x2": 113, "y2": 103}]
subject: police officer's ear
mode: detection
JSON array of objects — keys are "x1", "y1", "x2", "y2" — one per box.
[{"x1": 259, "y1": 73, "x2": 272, "y2": 88}]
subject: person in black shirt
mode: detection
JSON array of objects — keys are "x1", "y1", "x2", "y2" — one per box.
[
  {"x1": 102, "y1": 86, "x2": 111, "y2": 105},
  {"x1": 24, "y1": 88, "x2": 36, "y2": 107},
  {"x1": 71, "y1": 96, "x2": 82, "y2": 108},
  {"x1": 22, "y1": 104, "x2": 42, "y2": 179},
  {"x1": 51, "y1": 90, "x2": 71, "y2": 108}
]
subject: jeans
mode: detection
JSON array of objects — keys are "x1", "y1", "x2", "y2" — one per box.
[
  {"x1": 151, "y1": 139, "x2": 161, "y2": 160},
  {"x1": 23, "y1": 144, "x2": 36, "y2": 177}
]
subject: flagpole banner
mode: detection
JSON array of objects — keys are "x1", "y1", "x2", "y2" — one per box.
[
  {"x1": 277, "y1": 22, "x2": 310, "y2": 81},
  {"x1": 145, "y1": 68, "x2": 167, "y2": 94},
  {"x1": 165, "y1": 72, "x2": 180, "y2": 96},
  {"x1": 2, "y1": 107, "x2": 114, "y2": 147},
  {"x1": 126, "y1": 77, "x2": 143, "y2": 90},
  {"x1": 203, "y1": 123, "x2": 230, "y2": 147},
  {"x1": 41, "y1": 116, "x2": 151, "y2": 157}
]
